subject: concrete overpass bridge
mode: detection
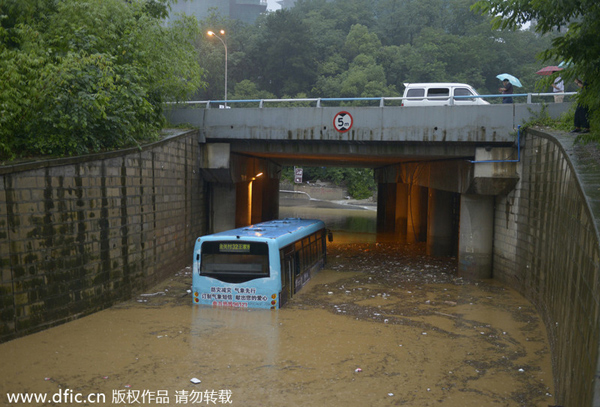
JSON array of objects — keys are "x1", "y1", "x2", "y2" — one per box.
[
  {"x1": 166, "y1": 100, "x2": 571, "y2": 280},
  {"x1": 3, "y1": 96, "x2": 600, "y2": 406}
]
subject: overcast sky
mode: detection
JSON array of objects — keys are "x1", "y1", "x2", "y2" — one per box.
[{"x1": 266, "y1": 0, "x2": 281, "y2": 11}]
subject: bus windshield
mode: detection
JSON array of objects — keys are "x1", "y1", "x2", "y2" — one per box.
[{"x1": 200, "y1": 241, "x2": 269, "y2": 283}]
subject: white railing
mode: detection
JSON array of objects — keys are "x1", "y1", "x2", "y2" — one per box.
[{"x1": 167, "y1": 92, "x2": 577, "y2": 108}]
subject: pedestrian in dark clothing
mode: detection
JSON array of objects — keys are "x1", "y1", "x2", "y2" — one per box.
[
  {"x1": 499, "y1": 79, "x2": 513, "y2": 103},
  {"x1": 572, "y1": 79, "x2": 590, "y2": 133}
]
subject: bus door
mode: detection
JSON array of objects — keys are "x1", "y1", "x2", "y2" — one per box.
[{"x1": 280, "y1": 246, "x2": 295, "y2": 305}]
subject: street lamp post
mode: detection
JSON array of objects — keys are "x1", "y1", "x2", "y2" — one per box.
[{"x1": 207, "y1": 29, "x2": 227, "y2": 107}]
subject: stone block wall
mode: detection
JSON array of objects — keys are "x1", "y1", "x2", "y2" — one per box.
[
  {"x1": 0, "y1": 130, "x2": 207, "y2": 342},
  {"x1": 494, "y1": 129, "x2": 600, "y2": 406}
]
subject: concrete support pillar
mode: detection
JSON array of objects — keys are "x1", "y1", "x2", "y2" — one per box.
[
  {"x1": 210, "y1": 183, "x2": 237, "y2": 233},
  {"x1": 407, "y1": 185, "x2": 428, "y2": 243},
  {"x1": 377, "y1": 183, "x2": 395, "y2": 234},
  {"x1": 458, "y1": 194, "x2": 494, "y2": 279},
  {"x1": 235, "y1": 181, "x2": 252, "y2": 228},
  {"x1": 251, "y1": 178, "x2": 263, "y2": 225},
  {"x1": 261, "y1": 177, "x2": 280, "y2": 222},
  {"x1": 250, "y1": 176, "x2": 280, "y2": 224},
  {"x1": 395, "y1": 184, "x2": 409, "y2": 241},
  {"x1": 203, "y1": 148, "x2": 281, "y2": 231},
  {"x1": 377, "y1": 183, "x2": 408, "y2": 241},
  {"x1": 427, "y1": 188, "x2": 455, "y2": 256}
]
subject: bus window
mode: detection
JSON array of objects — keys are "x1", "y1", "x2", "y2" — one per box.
[{"x1": 200, "y1": 241, "x2": 269, "y2": 283}]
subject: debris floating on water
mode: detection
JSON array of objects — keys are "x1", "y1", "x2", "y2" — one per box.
[{"x1": 139, "y1": 292, "x2": 165, "y2": 297}]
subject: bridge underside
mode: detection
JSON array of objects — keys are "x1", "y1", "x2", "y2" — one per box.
[
  {"x1": 200, "y1": 140, "x2": 519, "y2": 280},
  {"x1": 227, "y1": 139, "x2": 506, "y2": 167}
]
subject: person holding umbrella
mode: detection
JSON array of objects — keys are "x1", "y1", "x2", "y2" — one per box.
[
  {"x1": 499, "y1": 79, "x2": 513, "y2": 103},
  {"x1": 496, "y1": 74, "x2": 522, "y2": 104},
  {"x1": 536, "y1": 66, "x2": 564, "y2": 103},
  {"x1": 552, "y1": 77, "x2": 564, "y2": 102}
]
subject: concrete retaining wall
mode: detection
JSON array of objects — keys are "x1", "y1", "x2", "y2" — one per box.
[
  {"x1": 0, "y1": 130, "x2": 207, "y2": 342},
  {"x1": 280, "y1": 182, "x2": 347, "y2": 200},
  {"x1": 494, "y1": 128, "x2": 600, "y2": 407}
]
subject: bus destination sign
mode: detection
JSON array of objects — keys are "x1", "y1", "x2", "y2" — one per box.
[{"x1": 219, "y1": 243, "x2": 251, "y2": 253}]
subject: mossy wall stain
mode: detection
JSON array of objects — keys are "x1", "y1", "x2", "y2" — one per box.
[{"x1": 0, "y1": 130, "x2": 206, "y2": 342}]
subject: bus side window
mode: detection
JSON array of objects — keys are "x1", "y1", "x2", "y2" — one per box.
[
  {"x1": 294, "y1": 241, "x2": 302, "y2": 274},
  {"x1": 315, "y1": 233, "x2": 322, "y2": 258},
  {"x1": 295, "y1": 252, "x2": 301, "y2": 276}
]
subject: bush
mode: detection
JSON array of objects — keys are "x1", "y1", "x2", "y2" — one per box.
[{"x1": 0, "y1": 0, "x2": 205, "y2": 160}]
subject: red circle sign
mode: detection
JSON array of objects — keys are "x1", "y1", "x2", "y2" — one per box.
[{"x1": 333, "y1": 111, "x2": 353, "y2": 133}]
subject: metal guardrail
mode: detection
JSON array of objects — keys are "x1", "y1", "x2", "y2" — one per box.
[{"x1": 168, "y1": 92, "x2": 577, "y2": 108}]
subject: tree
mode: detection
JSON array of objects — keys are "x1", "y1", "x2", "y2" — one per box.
[
  {"x1": 472, "y1": 0, "x2": 600, "y2": 133},
  {"x1": 253, "y1": 9, "x2": 317, "y2": 97},
  {"x1": 0, "y1": 0, "x2": 205, "y2": 159},
  {"x1": 289, "y1": 166, "x2": 376, "y2": 199},
  {"x1": 344, "y1": 24, "x2": 382, "y2": 60},
  {"x1": 187, "y1": 0, "x2": 563, "y2": 104},
  {"x1": 228, "y1": 80, "x2": 275, "y2": 107}
]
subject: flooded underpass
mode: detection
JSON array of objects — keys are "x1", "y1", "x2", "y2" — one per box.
[{"x1": 0, "y1": 243, "x2": 554, "y2": 407}]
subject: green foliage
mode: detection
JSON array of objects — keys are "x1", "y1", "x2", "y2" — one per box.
[
  {"x1": 288, "y1": 166, "x2": 376, "y2": 199},
  {"x1": 0, "y1": 0, "x2": 205, "y2": 160},
  {"x1": 472, "y1": 0, "x2": 599, "y2": 137},
  {"x1": 522, "y1": 103, "x2": 574, "y2": 132},
  {"x1": 344, "y1": 24, "x2": 381, "y2": 60},
  {"x1": 345, "y1": 169, "x2": 375, "y2": 199},
  {"x1": 193, "y1": 0, "x2": 557, "y2": 102},
  {"x1": 230, "y1": 80, "x2": 275, "y2": 99},
  {"x1": 253, "y1": 9, "x2": 318, "y2": 96}
]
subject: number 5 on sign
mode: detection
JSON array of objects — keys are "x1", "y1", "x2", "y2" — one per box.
[{"x1": 333, "y1": 111, "x2": 353, "y2": 133}]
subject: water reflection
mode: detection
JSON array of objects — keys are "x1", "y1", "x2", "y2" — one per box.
[
  {"x1": 190, "y1": 307, "x2": 280, "y2": 368},
  {"x1": 280, "y1": 205, "x2": 377, "y2": 243}
]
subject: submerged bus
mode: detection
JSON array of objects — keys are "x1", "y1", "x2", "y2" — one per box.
[{"x1": 192, "y1": 218, "x2": 329, "y2": 309}]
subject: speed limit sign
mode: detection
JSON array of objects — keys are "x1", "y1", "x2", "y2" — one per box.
[{"x1": 333, "y1": 111, "x2": 353, "y2": 133}]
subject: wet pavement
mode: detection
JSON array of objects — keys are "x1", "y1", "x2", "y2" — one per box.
[{"x1": 0, "y1": 242, "x2": 554, "y2": 407}]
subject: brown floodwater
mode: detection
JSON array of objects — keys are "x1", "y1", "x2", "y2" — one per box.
[{"x1": 0, "y1": 241, "x2": 554, "y2": 407}]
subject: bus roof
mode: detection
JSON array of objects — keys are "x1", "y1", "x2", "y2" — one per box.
[{"x1": 205, "y1": 218, "x2": 325, "y2": 241}]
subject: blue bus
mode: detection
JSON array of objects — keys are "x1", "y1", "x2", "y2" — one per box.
[{"x1": 192, "y1": 218, "x2": 329, "y2": 309}]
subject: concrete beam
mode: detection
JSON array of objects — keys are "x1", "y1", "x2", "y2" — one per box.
[
  {"x1": 200, "y1": 145, "x2": 280, "y2": 184},
  {"x1": 200, "y1": 143, "x2": 232, "y2": 183},
  {"x1": 198, "y1": 105, "x2": 510, "y2": 143},
  {"x1": 375, "y1": 160, "x2": 472, "y2": 194},
  {"x1": 465, "y1": 147, "x2": 519, "y2": 195},
  {"x1": 458, "y1": 194, "x2": 494, "y2": 279},
  {"x1": 201, "y1": 145, "x2": 281, "y2": 231},
  {"x1": 375, "y1": 146, "x2": 519, "y2": 195},
  {"x1": 165, "y1": 102, "x2": 572, "y2": 145}
]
